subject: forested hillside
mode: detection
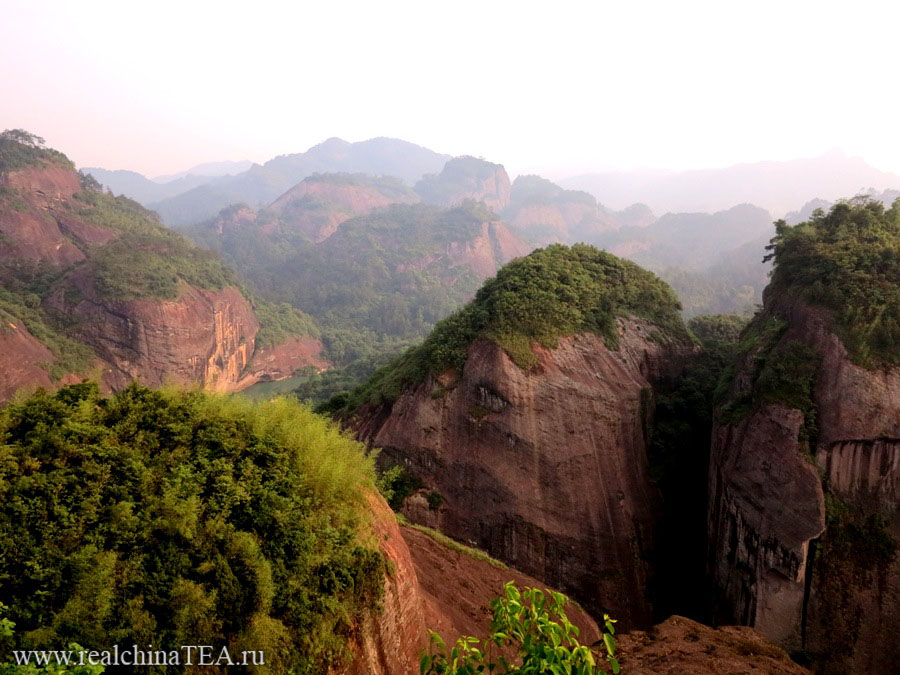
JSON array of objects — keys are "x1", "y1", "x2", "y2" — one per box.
[{"x1": 0, "y1": 130, "x2": 320, "y2": 398}]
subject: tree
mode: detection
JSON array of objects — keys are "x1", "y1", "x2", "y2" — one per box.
[{"x1": 420, "y1": 581, "x2": 619, "y2": 674}]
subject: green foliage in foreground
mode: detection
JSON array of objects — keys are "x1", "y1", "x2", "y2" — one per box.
[
  {"x1": 0, "y1": 383, "x2": 385, "y2": 673},
  {"x1": 765, "y1": 197, "x2": 900, "y2": 367},
  {"x1": 0, "y1": 603, "x2": 104, "y2": 674},
  {"x1": 420, "y1": 581, "x2": 618, "y2": 675},
  {"x1": 342, "y1": 244, "x2": 691, "y2": 410}
]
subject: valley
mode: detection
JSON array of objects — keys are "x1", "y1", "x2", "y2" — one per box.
[{"x1": 1, "y1": 127, "x2": 898, "y2": 674}]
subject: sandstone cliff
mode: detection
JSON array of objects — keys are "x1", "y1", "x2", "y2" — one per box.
[
  {"x1": 415, "y1": 157, "x2": 511, "y2": 213},
  {"x1": 708, "y1": 293, "x2": 900, "y2": 671},
  {"x1": 269, "y1": 174, "x2": 419, "y2": 242},
  {"x1": 340, "y1": 456, "x2": 801, "y2": 675},
  {"x1": 353, "y1": 321, "x2": 695, "y2": 629},
  {"x1": 0, "y1": 318, "x2": 55, "y2": 400},
  {"x1": 0, "y1": 143, "x2": 324, "y2": 401},
  {"x1": 43, "y1": 269, "x2": 262, "y2": 392}
]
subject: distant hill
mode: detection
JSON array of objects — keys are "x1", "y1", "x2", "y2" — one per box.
[
  {"x1": 561, "y1": 151, "x2": 900, "y2": 215},
  {"x1": 153, "y1": 159, "x2": 252, "y2": 183},
  {"x1": 79, "y1": 167, "x2": 218, "y2": 204},
  {"x1": 584, "y1": 204, "x2": 775, "y2": 317},
  {"x1": 501, "y1": 174, "x2": 654, "y2": 245},
  {"x1": 152, "y1": 137, "x2": 450, "y2": 225}
]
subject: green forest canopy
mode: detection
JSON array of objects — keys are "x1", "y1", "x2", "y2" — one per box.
[
  {"x1": 0, "y1": 383, "x2": 384, "y2": 673},
  {"x1": 340, "y1": 243, "x2": 692, "y2": 410},
  {"x1": 764, "y1": 197, "x2": 900, "y2": 366}
]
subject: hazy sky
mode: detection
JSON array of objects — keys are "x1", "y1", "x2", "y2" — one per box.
[{"x1": 3, "y1": 0, "x2": 899, "y2": 178}]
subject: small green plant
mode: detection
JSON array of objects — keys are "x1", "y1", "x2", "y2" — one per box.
[
  {"x1": 420, "y1": 581, "x2": 619, "y2": 674},
  {"x1": 427, "y1": 490, "x2": 444, "y2": 511}
]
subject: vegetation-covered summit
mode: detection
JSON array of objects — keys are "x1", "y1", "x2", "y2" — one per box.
[
  {"x1": 0, "y1": 130, "x2": 73, "y2": 174},
  {"x1": 764, "y1": 197, "x2": 900, "y2": 367},
  {"x1": 0, "y1": 383, "x2": 384, "y2": 673},
  {"x1": 340, "y1": 243, "x2": 691, "y2": 409}
]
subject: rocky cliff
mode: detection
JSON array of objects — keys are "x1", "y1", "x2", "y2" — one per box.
[
  {"x1": 269, "y1": 173, "x2": 419, "y2": 242},
  {"x1": 415, "y1": 156, "x2": 511, "y2": 212},
  {"x1": 343, "y1": 495, "x2": 798, "y2": 675},
  {"x1": 353, "y1": 322, "x2": 695, "y2": 628},
  {"x1": 0, "y1": 136, "x2": 323, "y2": 401},
  {"x1": 502, "y1": 175, "x2": 623, "y2": 246},
  {"x1": 0, "y1": 318, "x2": 56, "y2": 399},
  {"x1": 708, "y1": 200, "x2": 900, "y2": 672},
  {"x1": 709, "y1": 296, "x2": 900, "y2": 671},
  {"x1": 43, "y1": 269, "x2": 261, "y2": 392}
]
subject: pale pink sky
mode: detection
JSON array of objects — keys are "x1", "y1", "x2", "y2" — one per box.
[{"x1": 2, "y1": 0, "x2": 899, "y2": 178}]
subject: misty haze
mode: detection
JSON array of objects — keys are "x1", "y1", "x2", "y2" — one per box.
[{"x1": 1, "y1": 1, "x2": 899, "y2": 674}]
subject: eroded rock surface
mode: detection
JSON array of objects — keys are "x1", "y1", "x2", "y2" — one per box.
[
  {"x1": 354, "y1": 321, "x2": 696, "y2": 628},
  {"x1": 709, "y1": 295, "x2": 900, "y2": 671}
]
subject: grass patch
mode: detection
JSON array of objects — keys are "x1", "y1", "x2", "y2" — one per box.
[{"x1": 397, "y1": 515, "x2": 508, "y2": 570}]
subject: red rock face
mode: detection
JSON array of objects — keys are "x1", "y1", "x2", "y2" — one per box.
[
  {"x1": 353, "y1": 322, "x2": 696, "y2": 629},
  {"x1": 419, "y1": 160, "x2": 512, "y2": 213},
  {"x1": 336, "y1": 494, "x2": 429, "y2": 675},
  {"x1": 236, "y1": 336, "x2": 328, "y2": 389},
  {"x1": 43, "y1": 269, "x2": 261, "y2": 392},
  {"x1": 338, "y1": 493, "x2": 805, "y2": 675},
  {"x1": 0, "y1": 163, "x2": 327, "y2": 400},
  {"x1": 0, "y1": 319, "x2": 55, "y2": 400},
  {"x1": 0, "y1": 166, "x2": 91, "y2": 266},
  {"x1": 270, "y1": 178, "x2": 419, "y2": 242},
  {"x1": 708, "y1": 296, "x2": 900, "y2": 671},
  {"x1": 443, "y1": 220, "x2": 530, "y2": 278},
  {"x1": 401, "y1": 524, "x2": 600, "y2": 648},
  {"x1": 505, "y1": 201, "x2": 610, "y2": 246}
]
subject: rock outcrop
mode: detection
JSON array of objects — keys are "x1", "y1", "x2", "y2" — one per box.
[
  {"x1": 43, "y1": 270, "x2": 262, "y2": 392},
  {"x1": 337, "y1": 494, "x2": 429, "y2": 675},
  {"x1": 708, "y1": 294, "x2": 900, "y2": 671},
  {"x1": 341, "y1": 460, "x2": 801, "y2": 675},
  {"x1": 416, "y1": 157, "x2": 511, "y2": 212},
  {"x1": 269, "y1": 174, "x2": 419, "y2": 242},
  {"x1": 401, "y1": 523, "x2": 600, "y2": 648},
  {"x1": 354, "y1": 321, "x2": 696, "y2": 629},
  {"x1": 0, "y1": 318, "x2": 56, "y2": 400},
  {"x1": 617, "y1": 615, "x2": 809, "y2": 674},
  {"x1": 0, "y1": 145, "x2": 324, "y2": 401}
]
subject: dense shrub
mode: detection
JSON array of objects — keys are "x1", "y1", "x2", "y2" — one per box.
[
  {"x1": 342, "y1": 244, "x2": 691, "y2": 409},
  {"x1": 764, "y1": 197, "x2": 900, "y2": 367},
  {"x1": 0, "y1": 130, "x2": 73, "y2": 175},
  {"x1": 0, "y1": 383, "x2": 385, "y2": 673}
]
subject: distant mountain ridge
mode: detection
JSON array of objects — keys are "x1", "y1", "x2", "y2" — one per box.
[
  {"x1": 153, "y1": 159, "x2": 252, "y2": 183},
  {"x1": 153, "y1": 137, "x2": 450, "y2": 225},
  {"x1": 561, "y1": 151, "x2": 900, "y2": 215},
  {"x1": 79, "y1": 167, "x2": 219, "y2": 204}
]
